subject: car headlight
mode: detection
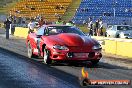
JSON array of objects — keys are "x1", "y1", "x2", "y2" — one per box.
[
  {"x1": 53, "y1": 45, "x2": 68, "y2": 50},
  {"x1": 92, "y1": 44, "x2": 102, "y2": 50}
]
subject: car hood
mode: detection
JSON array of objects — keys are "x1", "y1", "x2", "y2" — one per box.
[{"x1": 42, "y1": 33, "x2": 98, "y2": 46}]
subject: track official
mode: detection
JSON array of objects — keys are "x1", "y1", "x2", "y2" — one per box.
[{"x1": 4, "y1": 18, "x2": 12, "y2": 39}]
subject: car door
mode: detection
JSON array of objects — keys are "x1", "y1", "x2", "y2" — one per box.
[{"x1": 32, "y1": 27, "x2": 45, "y2": 54}]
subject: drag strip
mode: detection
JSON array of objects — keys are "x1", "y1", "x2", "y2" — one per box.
[
  {"x1": 0, "y1": 48, "x2": 81, "y2": 88},
  {"x1": 0, "y1": 36, "x2": 132, "y2": 88},
  {"x1": 0, "y1": 47, "x2": 132, "y2": 88},
  {"x1": 51, "y1": 62, "x2": 132, "y2": 88}
]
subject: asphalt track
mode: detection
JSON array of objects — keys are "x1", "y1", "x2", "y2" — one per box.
[
  {"x1": 0, "y1": 48, "x2": 79, "y2": 88},
  {"x1": 0, "y1": 47, "x2": 132, "y2": 88}
]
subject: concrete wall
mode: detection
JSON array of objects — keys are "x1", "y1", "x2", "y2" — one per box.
[
  {"x1": 14, "y1": 27, "x2": 29, "y2": 38},
  {"x1": 104, "y1": 39, "x2": 132, "y2": 58},
  {"x1": 14, "y1": 27, "x2": 37, "y2": 38},
  {"x1": 104, "y1": 40, "x2": 117, "y2": 55}
]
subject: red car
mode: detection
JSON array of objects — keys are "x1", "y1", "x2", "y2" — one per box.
[{"x1": 26, "y1": 25, "x2": 102, "y2": 65}]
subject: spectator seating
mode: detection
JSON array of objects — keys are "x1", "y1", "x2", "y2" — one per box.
[
  {"x1": 72, "y1": 0, "x2": 132, "y2": 25},
  {"x1": 10, "y1": 0, "x2": 72, "y2": 22}
]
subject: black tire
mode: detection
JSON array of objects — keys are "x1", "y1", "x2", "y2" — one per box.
[
  {"x1": 105, "y1": 32, "x2": 107, "y2": 37},
  {"x1": 27, "y1": 42, "x2": 33, "y2": 58},
  {"x1": 91, "y1": 60, "x2": 99, "y2": 65},
  {"x1": 116, "y1": 34, "x2": 120, "y2": 38},
  {"x1": 105, "y1": 32, "x2": 110, "y2": 37},
  {"x1": 43, "y1": 48, "x2": 52, "y2": 64}
]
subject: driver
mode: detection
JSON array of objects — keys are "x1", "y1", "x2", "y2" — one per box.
[
  {"x1": 50, "y1": 29, "x2": 62, "y2": 34},
  {"x1": 51, "y1": 29, "x2": 58, "y2": 33}
]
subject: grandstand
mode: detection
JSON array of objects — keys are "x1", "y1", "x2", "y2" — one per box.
[
  {"x1": 72, "y1": 0, "x2": 132, "y2": 25},
  {"x1": 10, "y1": 0, "x2": 72, "y2": 22},
  {"x1": 1, "y1": 0, "x2": 132, "y2": 25}
]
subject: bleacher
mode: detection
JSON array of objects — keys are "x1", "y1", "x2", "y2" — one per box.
[
  {"x1": 10, "y1": 0, "x2": 72, "y2": 22},
  {"x1": 72, "y1": 0, "x2": 132, "y2": 25}
]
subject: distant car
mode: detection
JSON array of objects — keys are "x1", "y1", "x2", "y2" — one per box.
[
  {"x1": 105, "y1": 25, "x2": 132, "y2": 38},
  {"x1": 26, "y1": 25, "x2": 102, "y2": 65}
]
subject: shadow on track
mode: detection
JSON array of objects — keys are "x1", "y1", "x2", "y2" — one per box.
[{"x1": 50, "y1": 61, "x2": 130, "y2": 70}]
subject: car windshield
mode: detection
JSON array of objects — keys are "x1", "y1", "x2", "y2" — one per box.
[
  {"x1": 117, "y1": 26, "x2": 131, "y2": 30},
  {"x1": 47, "y1": 26, "x2": 85, "y2": 36}
]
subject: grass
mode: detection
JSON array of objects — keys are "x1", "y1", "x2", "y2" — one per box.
[
  {"x1": 0, "y1": 0, "x2": 19, "y2": 15},
  {"x1": 78, "y1": 25, "x2": 89, "y2": 33},
  {"x1": 0, "y1": 8, "x2": 7, "y2": 14},
  {"x1": 61, "y1": 0, "x2": 89, "y2": 33},
  {"x1": 62, "y1": 0, "x2": 81, "y2": 22}
]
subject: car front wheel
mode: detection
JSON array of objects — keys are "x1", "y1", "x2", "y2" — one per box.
[
  {"x1": 28, "y1": 42, "x2": 33, "y2": 58},
  {"x1": 43, "y1": 49, "x2": 52, "y2": 64}
]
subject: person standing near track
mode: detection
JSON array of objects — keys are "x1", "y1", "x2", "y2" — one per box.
[
  {"x1": 55, "y1": 18, "x2": 63, "y2": 25},
  {"x1": 99, "y1": 18, "x2": 103, "y2": 36},
  {"x1": 95, "y1": 19, "x2": 99, "y2": 36},
  {"x1": 4, "y1": 18, "x2": 12, "y2": 39},
  {"x1": 38, "y1": 17, "x2": 46, "y2": 27},
  {"x1": 87, "y1": 17, "x2": 93, "y2": 36},
  {"x1": 28, "y1": 19, "x2": 35, "y2": 34}
]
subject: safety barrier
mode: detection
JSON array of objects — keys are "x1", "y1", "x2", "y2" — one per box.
[
  {"x1": 93, "y1": 36, "x2": 132, "y2": 58},
  {"x1": 14, "y1": 27, "x2": 29, "y2": 38},
  {"x1": 0, "y1": 22, "x2": 4, "y2": 28},
  {"x1": 104, "y1": 40, "x2": 117, "y2": 55},
  {"x1": 14, "y1": 27, "x2": 37, "y2": 38},
  {"x1": 116, "y1": 40, "x2": 132, "y2": 58}
]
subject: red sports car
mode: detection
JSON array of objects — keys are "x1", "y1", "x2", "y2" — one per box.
[{"x1": 26, "y1": 25, "x2": 102, "y2": 65}]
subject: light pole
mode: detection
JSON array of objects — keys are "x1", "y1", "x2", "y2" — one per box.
[
  {"x1": 113, "y1": 0, "x2": 117, "y2": 17},
  {"x1": 131, "y1": 0, "x2": 132, "y2": 25},
  {"x1": 113, "y1": 8, "x2": 115, "y2": 17}
]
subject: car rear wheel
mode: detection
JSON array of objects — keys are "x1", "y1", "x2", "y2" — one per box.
[
  {"x1": 105, "y1": 32, "x2": 110, "y2": 37},
  {"x1": 91, "y1": 60, "x2": 99, "y2": 65},
  {"x1": 116, "y1": 34, "x2": 120, "y2": 38},
  {"x1": 43, "y1": 49, "x2": 52, "y2": 65},
  {"x1": 28, "y1": 42, "x2": 33, "y2": 58},
  {"x1": 105, "y1": 32, "x2": 107, "y2": 37}
]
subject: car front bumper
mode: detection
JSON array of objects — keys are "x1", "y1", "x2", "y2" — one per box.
[{"x1": 50, "y1": 50, "x2": 102, "y2": 61}]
